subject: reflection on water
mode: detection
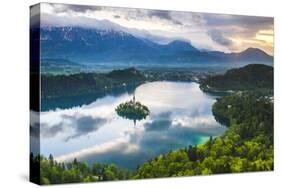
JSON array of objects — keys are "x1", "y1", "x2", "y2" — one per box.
[
  {"x1": 40, "y1": 81, "x2": 227, "y2": 169},
  {"x1": 41, "y1": 84, "x2": 138, "y2": 111}
]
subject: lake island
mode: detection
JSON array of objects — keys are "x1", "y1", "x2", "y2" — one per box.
[{"x1": 115, "y1": 94, "x2": 150, "y2": 124}]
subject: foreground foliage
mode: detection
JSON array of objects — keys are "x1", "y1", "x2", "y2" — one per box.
[{"x1": 30, "y1": 154, "x2": 130, "y2": 184}]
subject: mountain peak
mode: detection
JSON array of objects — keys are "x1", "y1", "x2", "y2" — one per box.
[
  {"x1": 165, "y1": 40, "x2": 198, "y2": 52},
  {"x1": 228, "y1": 47, "x2": 273, "y2": 62},
  {"x1": 167, "y1": 40, "x2": 191, "y2": 46},
  {"x1": 241, "y1": 47, "x2": 270, "y2": 56}
]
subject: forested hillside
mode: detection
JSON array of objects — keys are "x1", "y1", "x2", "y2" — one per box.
[
  {"x1": 41, "y1": 67, "x2": 145, "y2": 99},
  {"x1": 200, "y1": 64, "x2": 273, "y2": 92}
]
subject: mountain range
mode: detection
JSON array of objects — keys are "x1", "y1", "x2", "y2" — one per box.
[{"x1": 37, "y1": 26, "x2": 273, "y2": 64}]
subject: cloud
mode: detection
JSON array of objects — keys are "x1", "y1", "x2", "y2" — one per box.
[
  {"x1": 204, "y1": 14, "x2": 273, "y2": 28},
  {"x1": 113, "y1": 15, "x2": 121, "y2": 19},
  {"x1": 173, "y1": 20, "x2": 183, "y2": 25},
  {"x1": 53, "y1": 112, "x2": 226, "y2": 169},
  {"x1": 207, "y1": 29, "x2": 233, "y2": 46},
  {"x1": 41, "y1": 122, "x2": 64, "y2": 138},
  {"x1": 203, "y1": 14, "x2": 273, "y2": 39},
  {"x1": 63, "y1": 115, "x2": 107, "y2": 141},
  {"x1": 191, "y1": 13, "x2": 203, "y2": 24},
  {"x1": 172, "y1": 115, "x2": 227, "y2": 135},
  {"x1": 148, "y1": 10, "x2": 183, "y2": 25},
  {"x1": 30, "y1": 111, "x2": 40, "y2": 137},
  {"x1": 144, "y1": 112, "x2": 172, "y2": 131},
  {"x1": 43, "y1": 81, "x2": 229, "y2": 169},
  {"x1": 40, "y1": 114, "x2": 108, "y2": 141},
  {"x1": 30, "y1": 123, "x2": 40, "y2": 137},
  {"x1": 55, "y1": 122, "x2": 215, "y2": 169},
  {"x1": 149, "y1": 10, "x2": 172, "y2": 20},
  {"x1": 39, "y1": 3, "x2": 273, "y2": 54},
  {"x1": 49, "y1": 3, "x2": 102, "y2": 14},
  {"x1": 144, "y1": 120, "x2": 171, "y2": 131},
  {"x1": 55, "y1": 137, "x2": 138, "y2": 164}
]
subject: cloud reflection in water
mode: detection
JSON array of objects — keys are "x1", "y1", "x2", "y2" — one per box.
[{"x1": 40, "y1": 81, "x2": 227, "y2": 169}]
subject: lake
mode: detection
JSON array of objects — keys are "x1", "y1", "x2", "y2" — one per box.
[{"x1": 40, "y1": 81, "x2": 227, "y2": 169}]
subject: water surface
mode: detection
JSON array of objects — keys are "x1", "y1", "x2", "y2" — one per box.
[{"x1": 40, "y1": 81, "x2": 227, "y2": 169}]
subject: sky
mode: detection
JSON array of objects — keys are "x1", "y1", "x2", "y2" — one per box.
[{"x1": 38, "y1": 3, "x2": 274, "y2": 55}]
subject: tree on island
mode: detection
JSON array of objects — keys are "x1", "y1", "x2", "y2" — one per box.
[{"x1": 115, "y1": 93, "x2": 149, "y2": 125}]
